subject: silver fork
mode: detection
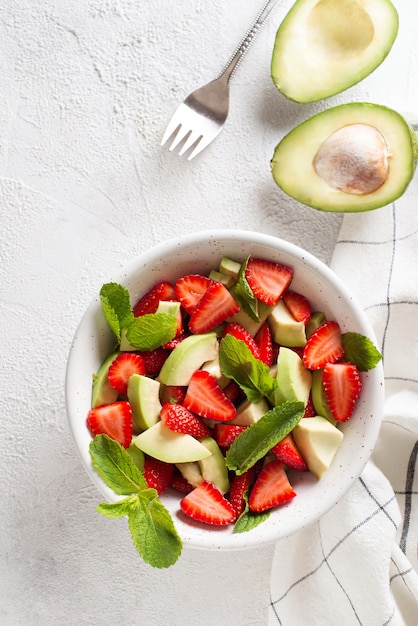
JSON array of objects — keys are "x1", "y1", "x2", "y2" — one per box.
[{"x1": 161, "y1": 0, "x2": 281, "y2": 161}]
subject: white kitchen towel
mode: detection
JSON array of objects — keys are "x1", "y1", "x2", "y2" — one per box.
[{"x1": 269, "y1": 181, "x2": 418, "y2": 625}]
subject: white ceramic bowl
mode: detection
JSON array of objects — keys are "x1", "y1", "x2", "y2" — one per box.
[{"x1": 65, "y1": 229, "x2": 384, "y2": 551}]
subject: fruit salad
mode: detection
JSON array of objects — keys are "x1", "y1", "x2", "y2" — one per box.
[{"x1": 86, "y1": 254, "x2": 381, "y2": 568}]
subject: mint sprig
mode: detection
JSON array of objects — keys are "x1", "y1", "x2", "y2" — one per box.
[
  {"x1": 219, "y1": 334, "x2": 277, "y2": 403},
  {"x1": 233, "y1": 488, "x2": 271, "y2": 534},
  {"x1": 100, "y1": 283, "x2": 134, "y2": 342},
  {"x1": 89, "y1": 435, "x2": 182, "y2": 569},
  {"x1": 225, "y1": 401, "x2": 304, "y2": 475},
  {"x1": 341, "y1": 332, "x2": 382, "y2": 371},
  {"x1": 231, "y1": 257, "x2": 260, "y2": 322},
  {"x1": 126, "y1": 313, "x2": 178, "y2": 350},
  {"x1": 99, "y1": 282, "x2": 177, "y2": 351}
]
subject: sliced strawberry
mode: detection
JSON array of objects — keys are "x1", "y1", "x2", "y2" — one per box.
[
  {"x1": 223, "y1": 322, "x2": 261, "y2": 360},
  {"x1": 174, "y1": 274, "x2": 214, "y2": 314},
  {"x1": 245, "y1": 258, "x2": 293, "y2": 306},
  {"x1": 188, "y1": 282, "x2": 240, "y2": 335},
  {"x1": 160, "y1": 384, "x2": 187, "y2": 405},
  {"x1": 248, "y1": 460, "x2": 296, "y2": 513},
  {"x1": 290, "y1": 346, "x2": 305, "y2": 359},
  {"x1": 180, "y1": 480, "x2": 237, "y2": 526},
  {"x1": 213, "y1": 423, "x2": 247, "y2": 448},
  {"x1": 271, "y1": 433, "x2": 308, "y2": 472},
  {"x1": 160, "y1": 402, "x2": 211, "y2": 438},
  {"x1": 107, "y1": 352, "x2": 146, "y2": 395},
  {"x1": 163, "y1": 332, "x2": 189, "y2": 350},
  {"x1": 133, "y1": 281, "x2": 176, "y2": 316},
  {"x1": 183, "y1": 370, "x2": 236, "y2": 422},
  {"x1": 222, "y1": 380, "x2": 242, "y2": 405},
  {"x1": 86, "y1": 401, "x2": 133, "y2": 448},
  {"x1": 170, "y1": 470, "x2": 194, "y2": 494},
  {"x1": 137, "y1": 347, "x2": 168, "y2": 378},
  {"x1": 282, "y1": 290, "x2": 312, "y2": 325},
  {"x1": 254, "y1": 321, "x2": 274, "y2": 366},
  {"x1": 143, "y1": 456, "x2": 174, "y2": 495},
  {"x1": 303, "y1": 394, "x2": 316, "y2": 418},
  {"x1": 302, "y1": 320, "x2": 344, "y2": 370},
  {"x1": 229, "y1": 468, "x2": 254, "y2": 517},
  {"x1": 322, "y1": 362, "x2": 362, "y2": 422}
]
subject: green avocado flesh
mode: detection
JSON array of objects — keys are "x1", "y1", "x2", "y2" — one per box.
[
  {"x1": 271, "y1": 0, "x2": 399, "y2": 103},
  {"x1": 270, "y1": 103, "x2": 418, "y2": 212}
]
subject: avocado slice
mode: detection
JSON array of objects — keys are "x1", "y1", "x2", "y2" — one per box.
[
  {"x1": 133, "y1": 421, "x2": 212, "y2": 463},
  {"x1": 229, "y1": 398, "x2": 269, "y2": 426},
  {"x1": 91, "y1": 352, "x2": 119, "y2": 408},
  {"x1": 292, "y1": 415, "x2": 343, "y2": 478},
  {"x1": 275, "y1": 347, "x2": 312, "y2": 407},
  {"x1": 157, "y1": 332, "x2": 218, "y2": 386},
  {"x1": 198, "y1": 437, "x2": 230, "y2": 494},
  {"x1": 271, "y1": 103, "x2": 418, "y2": 212},
  {"x1": 311, "y1": 370, "x2": 336, "y2": 425},
  {"x1": 176, "y1": 461, "x2": 203, "y2": 488},
  {"x1": 268, "y1": 300, "x2": 307, "y2": 347},
  {"x1": 271, "y1": 0, "x2": 399, "y2": 103},
  {"x1": 127, "y1": 373, "x2": 162, "y2": 431}
]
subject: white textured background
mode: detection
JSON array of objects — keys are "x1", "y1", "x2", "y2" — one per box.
[{"x1": 1, "y1": 1, "x2": 416, "y2": 624}]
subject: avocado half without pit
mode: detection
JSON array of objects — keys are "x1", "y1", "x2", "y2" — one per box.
[
  {"x1": 271, "y1": 0, "x2": 399, "y2": 103},
  {"x1": 270, "y1": 103, "x2": 418, "y2": 212}
]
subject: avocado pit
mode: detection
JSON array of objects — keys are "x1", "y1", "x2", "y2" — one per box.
[{"x1": 313, "y1": 123, "x2": 390, "y2": 195}]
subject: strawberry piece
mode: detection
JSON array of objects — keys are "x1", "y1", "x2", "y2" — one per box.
[
  {"x1": 271, "y1": 433, "x2": 308, "y2": 472},
  {"x1": 163, "y1": 332, "x2": 189, "y2": 350},
  {"x1": 160, "y1": 403, "x2": 212, "y2": 438},
  {"x1": 86, "y1": 401, "x2": 133, "y2": 448},
  {"x1": 170, "y1": 470, "x2": 194, "y2": 494},
  {"x1": 107, "y1": 352, "x2": 146, "y2": 395},
  {"x1": 222, "y1": 380, "x2": 242, "y2": 405},
  {"x1": 183, "y1": 370, "x2": 236, "y2": 422},
  {"x1": 137, "y1": 347, "x2": 168, "y2": 378},
  {"x1": 174, "y1": 274, "x2": 214, "y2": 314},
  {"x1": 322, "y1": 362, "x2": 362, "y2": 422},
  {"x1": 188, "y1": 282, "x2": 240, "y2": 334},
  {"x1": 249, "y1": 460, "x2": 296, "y2": 513},
  {"x1": 302, "y1": 320, "x2": 344, "y2": 370},
  {"x1": 213, "y1": 423, "x2": 247, "y2": 448},
  {"x1": 133, "y1": 281, "x2": 176, "y2": 316},
  {"x1": 223, "y1": 322, "x2": 261, "y2": 360},
  {"x1": 254, "y1": 321, "x2": 274, "y2": 366},
  {"x1": 160, "y1": 384, "x2": 187, "y2": 405},
  {"x1": 245, "y1": 258, "x2": 294, "y2": 306},
  {"x1": 180, "y1": 480, "x2": 237, "y2": 526},
  {"x1": 282, "y1": 290, "x2": 312, "y2": 325},
  {"x1": 143, "y1": 456, "x2": 174, "y2": 495},
  {"x1": 229, "y1": 468, "x2": 253, "y2": 517},
  {"x1": 303, "y1": 394, "x2": 316, "y2": 418}
]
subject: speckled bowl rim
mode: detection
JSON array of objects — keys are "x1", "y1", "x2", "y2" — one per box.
[{"x1": 65, "y1": 229, "x2": 384, "y2": 551}]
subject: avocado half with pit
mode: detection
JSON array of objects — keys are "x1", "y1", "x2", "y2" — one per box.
[
  {"x1": 270, "y1": 102, "x2": 418, "y2": 212},
  {"x1": 271, "y1": 0, "x2": 399, "y2": 103}
]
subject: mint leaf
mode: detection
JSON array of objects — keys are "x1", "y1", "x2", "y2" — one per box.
[
  {"x1": 97, "y1": 495, "x2": 138, "y2": 518},
  {"x1": 128, "y1": 490, "x2": 182, "y2": 568},
  {"x1": 341, "y1": 332, "x2": 382, "y2": 371},
  {"x1": 126, "y1": 313, "x2": 178, "y2": 350},
  {"x1": 100, "y1": 283, "x2": 134, "y2": 343},
  {"x1": 89, "y1": 435, "x2": 182, "y2": 569},
  {"x1": 226, "y1": 401, "x2": 304, "y2": 475},
  {"x1": 219, "y1": 334, "x2": 276, "y2": 403},
  {"x1": 231, "y1": 257, "x2": 260, "y2": 322},
  {"x1": 89, "y1": 435, "x2": 148, "y2": 495},
  {"x1": 233, "y1": 492, "x2": 271, "y2": 534}
]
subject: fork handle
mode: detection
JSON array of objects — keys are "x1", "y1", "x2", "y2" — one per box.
[{"x1": 218, "y1": 0, "x2": 281, "y2": 84}]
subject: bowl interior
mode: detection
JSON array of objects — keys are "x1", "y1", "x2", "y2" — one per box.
[{"x1": 66, "y1": 229, "x2": 384, "y2": 551}]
